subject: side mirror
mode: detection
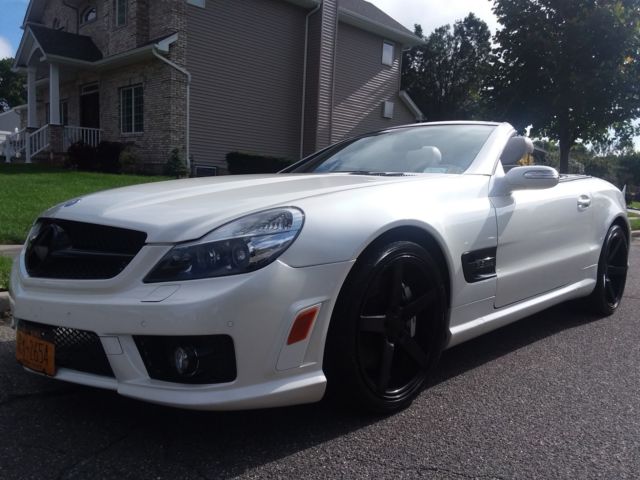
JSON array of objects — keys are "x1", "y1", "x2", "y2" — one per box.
[{"x1": 505, "y1": 166, "x2": 559, "y2": 191}]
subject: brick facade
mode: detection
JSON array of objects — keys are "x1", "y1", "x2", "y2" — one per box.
[{"x1": 29, "y1": 0, "x2": 187, "y2": 169}]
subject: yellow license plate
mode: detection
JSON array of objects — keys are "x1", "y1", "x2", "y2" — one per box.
[{"x1": 16, "y1": 328, "x2": 56, "y2": 376}]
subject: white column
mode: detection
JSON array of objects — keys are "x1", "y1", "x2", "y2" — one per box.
[
  {"x1": 49, "y1": 63, "x2": 60, "y2": 125},
  {"x1": 27, "y1": 67, "x2": 37, "y2": 128}
]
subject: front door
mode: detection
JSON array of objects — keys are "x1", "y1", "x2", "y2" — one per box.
[{"x1": 80, "y1": 90, "x2": 100, "y2": 129}]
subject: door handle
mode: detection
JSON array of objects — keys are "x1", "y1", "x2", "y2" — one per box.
[{"x1": 577, "y1": 194, "x2": 591, "y2": 208}]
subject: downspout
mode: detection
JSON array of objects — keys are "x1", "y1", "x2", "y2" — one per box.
[
  {"x1": 152, "y1": 46, "x2": 192, "y2": 173},
  {"x1": 299, "y1": 1, "x2": 322, "y2": 159}
]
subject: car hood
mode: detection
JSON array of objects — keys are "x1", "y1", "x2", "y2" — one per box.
[{"x1": 42, "y1": 173, "x2": 440, "y2": 243}]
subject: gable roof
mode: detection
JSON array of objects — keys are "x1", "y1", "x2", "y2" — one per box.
[
  {"x1": 338, "y1": 0, "x2": 422, "y2": 46},
  {"x1": 29, "y1": 25, "x2": 103, "y2": 62},
  {"x1": 283, "y1": 0, "x2": 422, "y2": 46},
  {"x1": 339, "y1": 0, "x2": 412, "y2": 36},
  {"x1": 13, "y1": 24, "x2": 103, "y2": 69}
]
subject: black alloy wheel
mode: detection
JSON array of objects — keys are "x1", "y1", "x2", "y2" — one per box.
[
  {"x1": 324, "y1": 241, "x2": 447, "y2": 413},
  {"x1": 589, "y1": 224, "x2": 629, "y2": 316}
]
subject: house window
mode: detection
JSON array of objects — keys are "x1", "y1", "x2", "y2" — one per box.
[
  {"x1": 187, "y1": 0, "x2": 206, "y2": 7},
  {"x1": 45, "y1": 101, "x2": 69, "y2": 125},
  {"x1": 120, "y1": 85, "x2": 143, "y2": 133},
  {"x1": 81, "y1": 7, "x2": 97, "y2": 25},
  {"x1": 115, "y1": 0, "x2": 127, "y2": 27},
  {"x1": 382, "y1": 41, "x2": 394, "y2": 66}
]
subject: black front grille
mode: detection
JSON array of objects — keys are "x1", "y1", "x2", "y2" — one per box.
[
  {"x1": 134, "y1": 335, "x2": 237, "y2": 384},
  {"x1": 20, "y1": 320, "x2": 114, "y2": 377},
  {"x1": 25, "y1": 218, "x2": 147, "y2": 279}
]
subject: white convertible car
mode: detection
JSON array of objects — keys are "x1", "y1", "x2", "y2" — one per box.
[{"x1": 9, "y1": 122, "x2": 629, "y2": 413}]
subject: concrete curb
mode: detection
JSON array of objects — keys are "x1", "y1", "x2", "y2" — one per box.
[
  {"x1": 632, "y1": 230, "x2": 640, "y2": 239},
  {"x1": 0, "y1": 291, "x2": 10, "y2": 314},
  {"x1": 0, "y1": 245, "x2": 22, "y2": 259}
]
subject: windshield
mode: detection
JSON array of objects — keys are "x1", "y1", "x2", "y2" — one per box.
[{"x1": 288, "y1": 124, "x2": 496, "y2": 174}]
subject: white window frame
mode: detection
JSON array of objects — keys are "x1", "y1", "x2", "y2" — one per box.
[
  {"x1": 382, "y1": 40, "x2": 394, "y2": 66},
  {"x1": 120, "y1": 84, "x2": 143, "y2": 134},
  {"x1": 81, "y1": 7, "x2": 97, "y2": 25}
]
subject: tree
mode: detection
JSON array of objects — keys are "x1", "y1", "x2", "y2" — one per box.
[
  {"x1": 489, "y1": 0, "x2": 640, "y2": 173},
  {"x1": 402, "y1": 14, "x2": 492, "y2": 121},
  {"x1": 0, "y1": 58, "x2": 25, "y2": 112}
]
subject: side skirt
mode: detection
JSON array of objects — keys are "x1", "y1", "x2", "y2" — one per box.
[{"x1": 446, "y1": 278, "x2": 596, "y2": 348}]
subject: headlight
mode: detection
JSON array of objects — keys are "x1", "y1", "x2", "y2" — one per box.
[{"x1": 144, "y1": 207, "x2": 304, "y2": 282}]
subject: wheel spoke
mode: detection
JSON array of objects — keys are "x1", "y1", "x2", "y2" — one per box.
[
  {"x1": 608, "y1": 238, "x2": 622, "y2": 262},
  {"x1": 397, "y1": 335, "x2": 429, "y2": 369},
  {"x1": 607, "y1": 265, "x2": 627, "y2": 277},
  {"x1": 377, "y1": 340, "x2": 395, "y2": 393},
  {"x1": 390, "y1": 261, "x2": 404, "y2": 306},
  {"x1": 359, "y1": 315, "x2": 387, "y2": 333},
  {"x1": 401, "y1": 289, "x2": 436, "y2": 320}
]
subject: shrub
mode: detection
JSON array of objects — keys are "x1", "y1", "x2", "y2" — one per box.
[
  {"x1": 119, "y1": 144, "x2": 143, "y2": 174},
  {"x1": 226, "y1": 152, "x2": 293, "y2": 174},
  {"x1": 66, "y1": 141, "x2": 96, "y2": 171},
  {"x1": 96, "y1": 141, "x2": 126, "y2": 173},
  {"x1": 164, "y1": 148, "x2": 188, "y2": 178}
]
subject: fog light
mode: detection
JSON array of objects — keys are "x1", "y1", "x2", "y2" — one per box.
[{"x1": 173, "y1": 346, "x2": 198, "y2": 377}]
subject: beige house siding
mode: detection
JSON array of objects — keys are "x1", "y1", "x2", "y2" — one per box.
[
  {"x1": 186, "y1": 0, "x2": 307, "y2": 170},
  {"x1": 331, "y1": 22, "x2": 415, "y2": 143},
  {"x1": 312, "y1": 0, "x2": 338, "y2": 152}
]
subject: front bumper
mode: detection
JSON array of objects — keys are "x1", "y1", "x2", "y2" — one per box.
[{"x1": 10, "y1": 246, "x2": 354, "y2": 410}]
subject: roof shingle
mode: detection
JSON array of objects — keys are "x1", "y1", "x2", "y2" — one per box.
[
  {"x1": 29, "y1": 24, "x2": 103, "y2": 62},
  {"x1": 338, "y1": 0, "x2": 414, "y2": 37}
]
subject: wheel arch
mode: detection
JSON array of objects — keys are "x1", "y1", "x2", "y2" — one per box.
[
  {"x1": 351, "y1": 225, "x2": 453, "y2": 312},
  {"x1": 611, "y1": 215, "x2": 631, "y2": 245}
]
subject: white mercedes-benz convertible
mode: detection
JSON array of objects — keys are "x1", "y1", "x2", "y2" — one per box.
[{"x1": 10, "y1": 122, "x2": 629, "y2": 413}]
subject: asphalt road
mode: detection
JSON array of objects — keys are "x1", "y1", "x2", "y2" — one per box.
[{"x1": 1, "y1": 241, "x2": 638, "y2": 480}]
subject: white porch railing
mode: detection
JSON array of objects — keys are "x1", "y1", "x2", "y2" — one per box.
[
  {"x1": 3, "y1": 125, "x2": 103, "y2": 163},
  {"x1": 63, "y1": 126, "x2": 102, "y2": 150},
  {"x1": 28, "y1": 125, "x2": 50, "y2": 160},
  {"x1": 4, "y1": 128, "x2": 26, "y2": 163}
]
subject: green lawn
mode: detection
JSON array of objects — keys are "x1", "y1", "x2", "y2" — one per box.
[
  {"x1": 0, "y1": 164, "x2": 169, "y2": 244},
  {"x1": 630, "y1": 217, "x2": 640, "y2": 231},
  {"x1": 631, "y1": 201, "x2": 640, "y2": 210}
]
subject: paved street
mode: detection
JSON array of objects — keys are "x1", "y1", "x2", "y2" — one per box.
[{"x1": 0, "y1": 240, "x2": 638, "y2": 480}]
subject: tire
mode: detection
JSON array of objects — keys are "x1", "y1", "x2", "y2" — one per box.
[
  {"x1": 324, "y1": 241, "x2": 447, "y2": 413},
  {"x1": 588, "y1": 224, "x2": 629, "y2": 316}
]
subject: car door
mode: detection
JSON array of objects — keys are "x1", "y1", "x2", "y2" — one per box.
[{"x1": 491, "y1": 177, "x2": 594, "y2": 308}]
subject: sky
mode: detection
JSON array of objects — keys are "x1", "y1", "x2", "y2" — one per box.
[
  {"x1": 0, "y1": 0, "x2": 27, "y2": 59},
  {"x1": 368, "y1": 0, "x2": 498, "y2": 34}
]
